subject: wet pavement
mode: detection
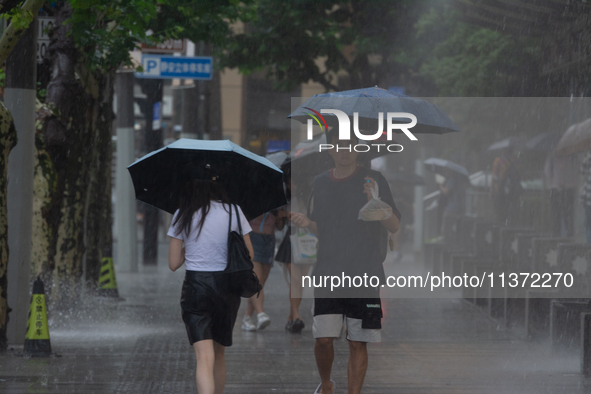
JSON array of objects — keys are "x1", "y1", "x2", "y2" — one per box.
[{"x1": 2, "y1": 242, "x2": 591, "y2": 393}]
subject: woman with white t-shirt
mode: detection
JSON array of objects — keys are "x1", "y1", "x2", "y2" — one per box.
[{"x1": 168, "y1": 177, "x2": 253, "y2": 394}]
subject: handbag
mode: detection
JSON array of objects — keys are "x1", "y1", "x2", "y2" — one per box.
[
  {"x1": 290, "y1": 188, "x2": 319, "y2": 265},
  {"x1": 274, "y1": 225, "x2": 291, "y2": 263},
  {"x1": 225, "y1": 204, "x2": 262, "y2": 298},
  {"x1": 291, "y1": 227, "x2": 318, "y2": 265}
]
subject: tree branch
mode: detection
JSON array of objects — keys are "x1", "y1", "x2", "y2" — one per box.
[
  {"x1": 0, "y1": 0, "x2": 23, "y2": 14},
  {"x1": 0, "y1": 0, "x2": 46, "y2": 66}
]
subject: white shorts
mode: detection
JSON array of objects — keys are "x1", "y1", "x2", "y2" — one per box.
[{"x1": 312, "y1": 314, "x2": 381, "y2": 343}]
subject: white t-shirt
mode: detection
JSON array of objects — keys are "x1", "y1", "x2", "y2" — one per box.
[{"x1": 167, "y1": 202, "x2": 252, "y2": 271}]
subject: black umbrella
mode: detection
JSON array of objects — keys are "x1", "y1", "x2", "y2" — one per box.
[
  {"x1": 288, "y1": 86, "x2": 460, "y2": 135},
  {"x1": 127, "y1": 139, "x2": 287, "y2": 220}
]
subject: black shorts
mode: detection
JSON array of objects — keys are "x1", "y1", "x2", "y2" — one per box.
[
  {"x1": 313, "y1": 297, "x2": 383, "y2": 341},
  {"x1": 314, "y1": 297, "x2": 382, "y2": 324},
  {"x1": 181, "y1": 270, "x2": 241, "y2": 347}
]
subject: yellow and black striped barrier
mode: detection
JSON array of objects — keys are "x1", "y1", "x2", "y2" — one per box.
[
  {"x1": 24, "y1": 277, "x2": 51, "y2": 357},
  {"x1": 98, "y1": 247, "x2": 120, "y2": 298}
]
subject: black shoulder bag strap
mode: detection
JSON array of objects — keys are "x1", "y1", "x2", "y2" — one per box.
[
  {"x1": 227, "y1": 203, "x2": 233, "y2": 237},
  {"x1": 234, "y1": 205, "x2": 243, "y2": 235},
  {"x1": 227, "y1": 204, "x2": 244, "y2": 235}
]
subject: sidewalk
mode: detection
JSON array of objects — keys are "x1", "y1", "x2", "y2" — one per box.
[{"x1": 1, "y1": 243, "x2": 589, "y2": 393}]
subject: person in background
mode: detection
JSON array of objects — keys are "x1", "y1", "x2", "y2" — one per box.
[
  {"x1": 390, "y1": 188, "x2": 414, "y2": 262},
  {"x1": 439, "y1": 169, "x2": 466, "y2": 216},
  {"x1": 437, "y1": 169, "x2": 467, "y2": 235},
  {"x1": 434, "y1": 173, "x2": 448, "y2": 235},
  {"x1": 579, "y1": 152, "x2": 591, "y2": 243},
  {"x1": 275, "y1": 174, "x2": 313, "y2": 333},
  {"x1": 168, "y1": 176, "x2": 253, "y2": 394},
  {"x1": 241, "y1": 208, "x2": 286, "y2": 331},
  {"x1": 491, "y1": 149, "x2": 522, "y2": 225},
  {"x1": 545, "y1": 154, "x2": 578, "y2": 237}
]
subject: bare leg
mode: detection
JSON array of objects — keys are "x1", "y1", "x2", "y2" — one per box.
[
  {"x1": 314, "y1": 337, "x2": 335, "y2": 393},
  {"x1": 193, "y1": 340, "x2": 215, "y2": 394},
  {"x1": 347, "y1": 340, "x2": 368, "y2": 394},
  {"x1": 213, "y1": 342, "x2": 226, "y2": 394},
  {"x1": 245, "y1": 261, "x2": 270, "y2": 317},
  {"x1": 248, "y1": 262, "x2": 271, "y2": 315},
  {"x1": 289, "y1": 264, "x2": 311, "y2": 320},
  {"x1": 286, "y1": 263, "x2": 294, "y2": 321}
]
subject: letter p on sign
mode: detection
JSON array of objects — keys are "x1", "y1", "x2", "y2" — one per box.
[{"x1": 144, "y1": 58, "x2": 161, "y2": 76}]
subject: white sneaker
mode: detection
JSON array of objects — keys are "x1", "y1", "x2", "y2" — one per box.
[
  {"x1": 242, "y1": 316, "x2": 256, "y2": 331},
  {"x1": 256, "y1": 312, "x2": 271, "y2": 330}
]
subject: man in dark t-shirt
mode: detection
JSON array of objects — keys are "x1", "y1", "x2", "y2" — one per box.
[{"x1": 290, "y1": 132, "x2": 400, "y2": 394}]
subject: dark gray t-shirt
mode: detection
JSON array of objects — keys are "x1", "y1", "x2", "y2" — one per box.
[{"x1": 310, "y1": 166, "x2": 400, "y2": 282}]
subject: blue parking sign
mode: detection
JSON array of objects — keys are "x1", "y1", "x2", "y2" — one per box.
[{"x1": 136, "y1": 55, "x2": 213, "y2": 80}]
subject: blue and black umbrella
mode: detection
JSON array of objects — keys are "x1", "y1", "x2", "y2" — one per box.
[
  {"x1": 127, "y1": 139, "x2": 287, "y2": 220},
  {"x1": 288, "y1": 86, "x2": 460, "y2": 135}
]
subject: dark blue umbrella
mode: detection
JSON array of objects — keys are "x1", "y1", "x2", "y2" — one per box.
[
  {"x1": 127, "y1": 139, "x2": 287, "y2": 220},
  {"x1": 288, "y1": 86, "x2": 460, "y2": 135}
]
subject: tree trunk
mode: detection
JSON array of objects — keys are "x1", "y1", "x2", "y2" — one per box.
[
  {"x1": 82, "y1": 70, "x2": 114, "y2": 291},
  {"x1": 33, "y1": 3, "x2": 114, "y2": 307},
  {"x1": 40, "y1": 3, "x2": 113, "y2": 306},
  {"x1": 30, "y1": 102, "x2": 58, "y2": 284},
  {"x1": 42, "y1": 5, "x2": 87, "y2": 306},
  {"x1": 0, "y1": 103, "x2": 17, "y2": 351}
]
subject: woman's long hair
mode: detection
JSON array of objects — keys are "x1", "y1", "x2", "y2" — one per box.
[{"x1": 172, "y1": 178, "x2": 230, "y2": 240}]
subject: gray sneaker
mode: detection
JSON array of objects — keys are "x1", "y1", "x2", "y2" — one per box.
[
  {"x1": 256, "y1": 312, "x2": 271, "y2": 330},
  {"x1": 242, "y1": 316, "x2": 256, "y2": 331}
]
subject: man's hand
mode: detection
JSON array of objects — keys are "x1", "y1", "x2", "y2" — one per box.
[
  {"x1": 289, "y1": 212, "x2": 312, "y2": 228},
  {"x1": 363, "y1": 177, "x2": 377, "y2": 202}
]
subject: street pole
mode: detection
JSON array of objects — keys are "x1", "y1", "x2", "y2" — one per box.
[
  {"x1": 171, "y1": 85, "x2": 183, "y2": 138},
  {"x1": 115, "y1": 70, "x2": 138, "y2": 272},
  {"x1": 413, "y1": 146, "x2": 426, "y2": 265},
  {"x1": 208, "y1": 67, "x2": 222, "y2": 140},
  {"x1": 181, "y1": 84, "x2": 199, "y2": 139},
  {"x1": 197, "y1": 42, "x2": 206, "y2": 139},
  {"x1": 5, "y1": 17, "x2": 37, "y2": 345},
  {"x1": 140, "y1": 79, "x2": 162, "y2": 266}
]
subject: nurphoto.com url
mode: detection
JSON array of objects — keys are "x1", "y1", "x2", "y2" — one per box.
[{"x1": 302, "y1": 272, "x2": 575, "y2": 292}]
